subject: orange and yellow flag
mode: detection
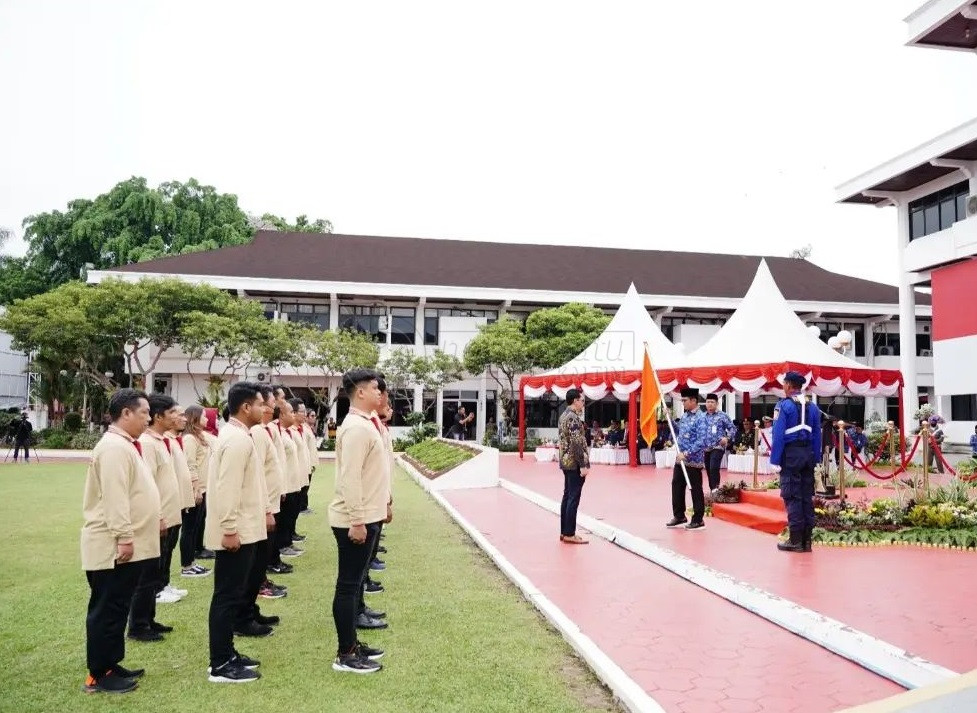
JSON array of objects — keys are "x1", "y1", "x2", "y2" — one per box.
[{"x1": 640, "y1": 346, "x2": 661, "y2": 446}]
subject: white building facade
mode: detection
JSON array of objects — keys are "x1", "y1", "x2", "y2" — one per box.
[
  {"x1": 0, "y1": 308, "x2": 29, "y2": 411},
  {"x1": 89, "y1": 231, "x2": 936, "y2": 443},
  {"x1": 837, "y1": 0, "x2": 977, "y2": 444}
]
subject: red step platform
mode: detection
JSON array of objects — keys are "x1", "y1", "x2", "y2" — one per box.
[{"x1": 712, "y1": 488, "x2": 787, "y2": 534}]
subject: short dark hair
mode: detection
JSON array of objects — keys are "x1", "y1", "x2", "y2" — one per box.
[
  {"x1": 271, "y1": 385, "x2": 286, "y2": 397},
  {"x1": 343, "y1": 368, "x2": 378, "y2": 397},
  {"x1": 287, "y1": 397, "x2": 305, "y2": 412},
  {"x1": 376, "y1": 374, "x2": 387, "y2": 393},
  {"x1": 148, "y1": 393, "x2": 177, "y2": 423},
  {"x1": 109, "y1": 389, "x2": 149, "y2": 421},
  {"x1": 228, "y1": 381, "x2": 262, "y2": 416},
  {"x1": 565, "y1": 389, "x2": 581, "y2": 405},
  {"x1": 257, "y1": 384, "x2": 274, "y2": 400},
  {"x1": 273, "y1": 405, "x2": 282, "y2": 420}
]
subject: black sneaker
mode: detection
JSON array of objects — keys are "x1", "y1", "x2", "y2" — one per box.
[
  {"x1": 267, "y1": 562, "x2": 294, "y2": 575},
  {"x1": 149, "y1": 621, "x2": 173, "y2": 633},
  {"x1": 685, "y1": 521, "x2": 705, "y2": 531},
  {"x1": 292, "y1": 533, "x2": 306, "y2": 542},
  {"x1": 113, "y1": 664, "x2": 145, "y2": 679},
  {"x1": 265, "y1": 578, "x2": 287, "y2": 592},
  {"x1": 234, "y1": 621, "x2": 273, "y2": 637},
  {"x1": 83, "y1": 671, "x2": 138, "y2": 694},
  {"x1": 665, "y1": 517, "x2": 688, "y2": 528},
  {"x1": 355, "y1": 613, "x2": 388, "y2": 630},
  {"x1": 356, "y1": 641, "x2": 385, "y2": 660},
  {"x1": 196, "y1": 549, "x2": 216, "y2": 560},
  {"x1": 127, "y1": 629, "x2": 164, "y2": 643},
  {"x1": 231, "y1": 651, "x2": 260, "y2": 669},
  {"x1": 255, "y1": 612, "x2": 280, "y2": 626},
  {"x1": 362, "y1": 606, "x2": 386, "y2": 619},
  {"x1": 208, "y1": 661, "x2": 261, "y2": 683},
  {"x1": 332, "y1": 652, "x2": 382, "y2": 674},
  {"x1": 377, "y1": 545, "x2": 387, "y2": 554},
  {"x1": 364, "y1": 580, "x2": 384, "y2": 594}
]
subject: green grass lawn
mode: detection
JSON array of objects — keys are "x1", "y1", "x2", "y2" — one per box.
[{"x1": 0, "y1": 461, "x2": 618, "y2": 713}]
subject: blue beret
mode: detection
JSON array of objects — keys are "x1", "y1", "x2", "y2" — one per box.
[{"x1": 783, "y1": 371, "x2": 806, "y2": 386}]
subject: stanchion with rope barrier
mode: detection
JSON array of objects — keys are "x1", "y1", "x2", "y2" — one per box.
[
  {"x1": 832, "y1": 430, "x2": 925, "y2": 482},
  {"x1": 928, "y1": 436, "x2": 958, "y2": 478}
]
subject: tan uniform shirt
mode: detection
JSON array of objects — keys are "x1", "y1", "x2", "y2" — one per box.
[
  {"x1": 81, "y1": 429, "x2": 162, "y2": 571},
  {"x1": 328, "y1": 410, "x2": 389, "y2": 528},
  {"x1": 278, "y1": 425, "x2": 302, "y2": 494},
  {"x1": 183, "y1": 432, "x2": 211, "y2": 497},
  {"x1": 289, "y1": 426, "x2": 311, "y2": 487},
  {"x1": 300, "y1": 424, "x2": 319, "y2": 474},
  {"x1": 251, "y1": 424, "x2": 283, "y2": 515},
  {"x1": 204, "y1": 420, "x2": 266, "y2": 549},
  {"x1": 168, "y1": 435, "x2": 195, "y2": 509},
  {"x1": 139, "y1": 429, "x2": 181, "y2": 528}
]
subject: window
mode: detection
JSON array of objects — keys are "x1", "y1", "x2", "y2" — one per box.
[
  {"x1": 951, "y1": 395, "x2": 977, "y2": 421},
  {"x1": 916, "y1": 333, "x2": 932, "y2": 356},
  {"x1": 389, "y1": 388, "x2": 414, "y2": 425},
  {"x1": 289, "y1": 303, "x2": 330, "y2": 330},
  {"x1": 808, "y1": 322, "x2": 865, "y2": 358},
  {"x1": 339, "y1": 305, "x2": 387, "y2": 342},
  {"x1": 424, "y1": 308, "x2": 499, "y2": 346},
  {"x1": 909, "y1": 180, "x2": 970, "y2": 240},
  {"x1": 820, "y1": 396, "x2": 865, "y2": 425},
  {"x1": 525, "y1": 393, "x2": 560, "y2": 428},
  {"x1": 886, "y1": 397, "x2": 899, "y2": 425},
  {"x1": 390, "y1": 307, "x2": 416, "y2": 345}
]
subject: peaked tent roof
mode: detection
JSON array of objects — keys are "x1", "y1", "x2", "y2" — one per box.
[
  {"x1": 521, "y1": 283, "x2": 686, "y2": 400},
  {"x1": 683, "y1": 260, "x2": 903, "y2": 397}
]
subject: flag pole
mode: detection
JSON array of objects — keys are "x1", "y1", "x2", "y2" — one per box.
[{"x1": 644, "y1": 343, "x2": 691, "y2": 490}]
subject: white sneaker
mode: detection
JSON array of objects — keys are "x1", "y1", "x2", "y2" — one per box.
[
  {"x1": 166, "y1": 584, "x2": 188, "y2": 597},
  {"x1": 156, "y1": 589, "x2": 182, "y2": 604}
]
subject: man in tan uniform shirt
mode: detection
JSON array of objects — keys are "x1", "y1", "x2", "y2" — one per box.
[
  {"x1": 81, "y1": 389, "x2": 157, "y2": 694},
  {"x1": 204, "y1": 381, "x2": 267, "y2": 683}
]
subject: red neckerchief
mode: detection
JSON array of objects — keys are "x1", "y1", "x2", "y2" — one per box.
[
  {"x1": 175, "y1": 435, "x2": 184, "y2": 450},
  {"x1": 265, "y1": 425, "x2": 274, "y2": 439},
  {"x1": 108, "y1": 426, "x2": 141, "y2": 455},
  {"x1": 297, "y1": 424, "x2": 304, "y2": 435},
  {"x1": 163, "y1": 438, "x2": 172, "y2": 454}
]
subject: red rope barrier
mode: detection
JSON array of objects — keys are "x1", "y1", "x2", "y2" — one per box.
[
  {"x1": 928, "y1": 437, "x2": 958, "y2": 478},
  {"x1": 832, "y1": 432, "x2": 922, "y2": 481},
  {"x1": 861, "y1": 430, "x2": 890, "y2": 468}
]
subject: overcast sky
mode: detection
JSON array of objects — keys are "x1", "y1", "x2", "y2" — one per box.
[{"x1": 2, "y1": 0, "x2": 976, "y2": 287}]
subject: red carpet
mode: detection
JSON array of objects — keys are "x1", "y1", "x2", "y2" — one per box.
[{"x1": 712, "y1": 487, "x2": 787, "y2": 534}]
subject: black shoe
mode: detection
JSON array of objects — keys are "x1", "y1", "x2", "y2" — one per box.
[
  {"x1": 196, "y1": 549, "x2": 216, "y2": 560},
  {"x1": 127, "y1": 629, "x2": 164, "y2": 643},
  {"x1": 685, "y1": 521, "x2": 705, "y2": 531},
  {"x1": 377, "y1": 545, "x2": 387, "y2": 554},
  {"x1": 364, "y1": 579, "x2": 384, "y2": 594},
  {"x1": 208, "y1": 661, "x2": 261, "y2": 683},
  {"x1": 356, "y1": 641, "x2": 385, "y2": 660},
  {"x1": 801, "y1": 526, "x2": 813, "y2": 553},
  {"x1": 362, "y1": 606, "x2": 386, "y2": 619},
  {"x1": 83, "y1": 671, "x2": 138, "y2": 694},
  {"x1": 665, "y1": 517, "x2": 688, "y2": 528},
  {"x1": 778, "y1": 527, "x2": 804, "y2": 552},
  {"x1": 231, "y1": 651, "x2": 260, "y2": 669},
  {"x1": 234, "y1": 621, "x2": 274, "y2": 637},
  {"x1": 333, "y1": 652, "x2": 382, "y2": 674},
  {"x1": 149, "y1": 621, "x2": 173, "y2": 633},
  {"x1": 355, "y1": 613, "x2": 388, "y2": 630},
  {"x1": 292, "y1": 533, "x2": 306, "y2": 542},
  {"x1": 254, "y1": 612, "x2": 280, "y2": 626},
  {"x1": 267, "y1": 562, "x2": 294, "y2": 575},
  {"x1": 113, "y1": 664, "x2": 145, "y2": 679}
]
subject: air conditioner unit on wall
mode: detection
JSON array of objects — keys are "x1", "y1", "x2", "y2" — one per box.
[
  {"x1": 967, "y1": 195, "x2": 977, "y2": 218},
  {"x1": 878, "y1": 346, "x2": 895, "y2": 356},
  {"x1": 920, "y1": 349, "x2": 933, "y2": 357}
]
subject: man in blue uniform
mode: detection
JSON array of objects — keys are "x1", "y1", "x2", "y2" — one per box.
[
  {"x1": 703, "y1": 393, "x2": 736, "y2": 493},
  {"x1": 770, "y1": 372, "x2": 821, "y2": 553},
  {"x1": 666, "y1": 388, "x2": 709, "y2": 531}
]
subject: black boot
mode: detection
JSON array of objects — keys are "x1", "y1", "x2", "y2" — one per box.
[
  {"x1": 801, "y1": 527, "x2": 813, "y2": 552},
  {"x1": 777, "y1": 527, "x2": 804, "y2": 552}
]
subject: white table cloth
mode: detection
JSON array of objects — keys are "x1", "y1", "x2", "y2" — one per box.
[
  {"x1": 727, "y1": 453, "x2": 772, "y2": 475},
  {"x1": 654, "y1": 449, "x2": 677, "y2": 469},
  {"x1": 639, "y1": 448, "x2": 655, "y2": 465},
  {"x1": 534, "y1": 447, "x2": 558, "y2": 462},
  {"x1": 589, "y1": 447, "x2": 630, "y2": 465}
]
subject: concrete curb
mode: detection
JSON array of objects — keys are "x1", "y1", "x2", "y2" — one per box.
[
  {"x1": 500, "y1": 478, "x2": 959, "y2": 691},
  {"x1": 398, "y1": 456, "x2": 666, "y2": 713}
]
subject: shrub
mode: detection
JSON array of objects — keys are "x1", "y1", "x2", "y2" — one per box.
[
  {"x1": 70, "y1": 431, "x2": 101, "y2": 449},
  {"x1": 321, "y1": 438, "x2": 335, "y2": 452},
  {"x1": 39, "y1": 429, "x2": 73, "y2": 449},
  {"x1": 404, "y1": 439, "x2": 475, "y2": 476},
  {"x1": 62, "y1": 412, "x2": 83, "y2": 432}
]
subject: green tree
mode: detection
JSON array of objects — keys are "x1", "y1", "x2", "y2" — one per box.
[
  {"x1": 300, "y1": 328, "x2": 380, "y2": 411},
  {"x1": 0, "y1": 256, "x2": 48, "y2": 305},
  {"x1": 524, "y1": 303, "x2": 611, "y2": 370},
  {"x1": 257, "y1": 213, "x2": 334, "y2": 234},
  {"x1": 463, "y1": 317, "x2": 534, "y2": 421},
  {"x1": 378, "y1": 348, "x2": 465, "y2": 418}
]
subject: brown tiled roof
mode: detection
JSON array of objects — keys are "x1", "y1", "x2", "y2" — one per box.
[{"x1": 120, "y1": 231, "x2": 922, "y2": 305}]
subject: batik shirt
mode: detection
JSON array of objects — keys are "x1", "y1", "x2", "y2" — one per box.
[
  {"x1": 558, "y1": 408, "x2": 590, "y2": 470},
  {"x1": 676, "y1": 409, "x2": 708, "y2": 468},
  {"x1": 703, "y1": 410, "x2": 736, "y2": 451}
]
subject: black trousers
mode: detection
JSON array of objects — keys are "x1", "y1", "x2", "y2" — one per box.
[
  {"x1": 705, "y1": 449, "x2": 725, "y2": 490},
  {"x1": 159, "y1": 525, "x2": 180, "y2": 588},
  {"x1": 359, "y1": 522, "x2": 384, "y2": 613},
  {"x1": 238, "y1": 538, "x2": 270, "y2": 626},
  {"x1": 299, "y1": 471, "x2": 312, "y2": 511},
  {"x1": 194, "y1": 495, "x2": 207, "y2": 554},
  {"x1": 332, "y1": 522, "x2": 381, "y2": 654},
  {"x1": 270, "y1": 509, "x2": 285, "y2": 566},
  {"x1": 128, "y1": 538, "x2": 162, "y2": 632},
  {"x1": 86, "y1": 560, "x2": 146, "y2": 678},
  {"x1": 13, "y1": 439, "x2": 30, "y2": 460},
  {"x1": 179, "y1": 507, "x2": 199, "y2": 568},
  {"x1": 781, "y1": 444, "x2": 816, "y2": 531},
  {"x1": 276, "y1": 492, "x2": 301, "y2": 550},
  {"x1": 560, "y1": 468, "x2": 585, "y2": 537},
  {"x1": 671, "y1": 463, "x2": 705, "y2": 523},
  {"x1": 209, "y1": 542, "x2": 257, "y2": 669}
]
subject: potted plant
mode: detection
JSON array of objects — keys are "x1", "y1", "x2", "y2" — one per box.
[{"x1": 713, "y1": 480, "x2": 746, "y2": 504}]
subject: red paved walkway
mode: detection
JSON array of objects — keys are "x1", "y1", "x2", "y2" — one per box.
[
  {"x1": 444, "y1": 486, "x2": 902, "y2": 713},
  {"x1": 502, "y1": 456, "x2": 977, "y2": 673}
]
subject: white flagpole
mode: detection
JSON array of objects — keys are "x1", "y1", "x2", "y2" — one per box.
[{"x1": 644, "y1": 343, "x2": 691, "y2": 490}]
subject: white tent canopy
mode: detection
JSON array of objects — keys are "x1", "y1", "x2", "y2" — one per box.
[
  {"x1": 684, "y1": 260, "x2": 902, "y2": 397},
  {"x1": 522, "y1": 283, "x2": 685, "y2": 401}
]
